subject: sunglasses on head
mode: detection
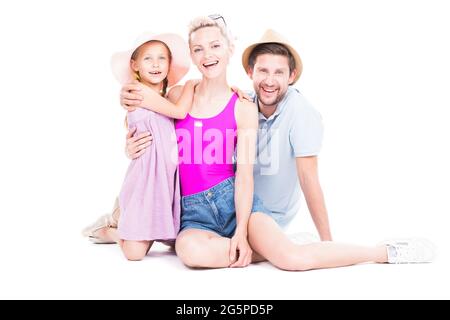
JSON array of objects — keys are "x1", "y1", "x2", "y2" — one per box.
[{"x1": 208, "y1": 14, "x2": 227, "y2": 27}]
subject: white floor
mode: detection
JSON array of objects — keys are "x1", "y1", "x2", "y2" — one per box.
[{"x1": 1, "y1": 225, "x2": 448, "y2": 300}]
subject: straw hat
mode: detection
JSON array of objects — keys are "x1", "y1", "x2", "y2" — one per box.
[{"x1": 242, "y1": 29, "x2": 303, "y2": 84}]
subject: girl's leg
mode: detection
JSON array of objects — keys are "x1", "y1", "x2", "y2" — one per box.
[
  {"x1": 87, "y1": 198, "x2": 121, "y2": 243},
  {"x1": 93, "y1": 227, "x2": 120, "y2": 243},
  {"x1": 248, "y1": 213, "x2": 387, "y2": 271},
  {"x1": 119, "y1": 240, "x2": 154, "y2": 261},
  {"x1": 111, "y1": 197, "x2": 121, "y2": 224},
  {"x1": 175, "y1": 229, "x2": 236, "y2": 268}
]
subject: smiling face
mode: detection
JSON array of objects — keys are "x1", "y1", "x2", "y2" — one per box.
[
  {"x1": 189, "y1": 26, "x2": 232, "y2": 79},
  {"x1": 130, "y1": 41, "x2": 171, "y2": 88},
  {"x1": 248, "y1": 53, "x2": 297, "y2": 108}
]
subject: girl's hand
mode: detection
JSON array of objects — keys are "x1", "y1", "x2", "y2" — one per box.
[{"x1": 231, "y1": 86, "x2": 252, "y2": 102}]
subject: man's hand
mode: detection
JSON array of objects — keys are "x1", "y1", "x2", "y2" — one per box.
[
  {"x1": 231, "y1": 86, "x2": 252, "y2": 102},
  {"x1": 125, "y1": 127, "x2": 153, "y2": 160},
  {"x1": 120, "y1": 80, "x2": 144, "y2": 112},
  {"x1": 229, "y1": 231, "x2": 253, "y2": 268}
]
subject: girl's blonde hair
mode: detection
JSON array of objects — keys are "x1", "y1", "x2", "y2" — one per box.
[{"x1": 188, "y1": 16, "x2": 234, "y2": 46}]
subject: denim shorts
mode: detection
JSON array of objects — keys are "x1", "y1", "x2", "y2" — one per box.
[{"x1": 180, "y1": 177, "x2": 271, "y2": 238}]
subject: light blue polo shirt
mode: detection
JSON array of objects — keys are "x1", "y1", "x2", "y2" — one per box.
[{"x1": 252, "y1": 87, "x2": 324, "y2": 227}]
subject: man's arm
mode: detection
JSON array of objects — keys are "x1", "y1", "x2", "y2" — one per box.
[{"x1": 296, "y1": 156, "x2": 332, "y2": 241}]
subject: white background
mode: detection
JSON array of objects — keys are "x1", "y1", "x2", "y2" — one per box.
[{"x1": 0, "y1": 0, "x2": 449, "y2": 299}]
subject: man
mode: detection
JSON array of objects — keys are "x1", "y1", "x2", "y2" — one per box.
[
  {"x1": 243, "y1": 30, "x2": 331, "y2": 241},
  {"x1": 232, "y1": 30, "x2": 433, "y2": 269}
]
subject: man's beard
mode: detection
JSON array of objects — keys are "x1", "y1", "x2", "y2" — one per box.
[{"x1": 257, "y1": 89, "x2": 284, "y2": 108}]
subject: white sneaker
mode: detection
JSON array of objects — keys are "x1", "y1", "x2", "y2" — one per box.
[
  {"x1": 287, "y1": 232, "x2": 320, "y2": 245},
  {"x1": 380, "y1": 238, "x2": 437, "y2": 264}
]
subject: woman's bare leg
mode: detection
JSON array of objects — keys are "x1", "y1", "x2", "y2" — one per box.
[
  {"x1": 175, "y1": 226, "x2": 266, "y2": 268},
  {"x1": 248, "y1": 213, "x2": 387, "y2": 271},
  {"x1": 175, "y1": 229, "x2": 237, "y2": 268}
]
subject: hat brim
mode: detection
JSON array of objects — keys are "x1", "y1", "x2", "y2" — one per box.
[{"x1": 111, "y1": 32, "x2": 190, "y2": 87}]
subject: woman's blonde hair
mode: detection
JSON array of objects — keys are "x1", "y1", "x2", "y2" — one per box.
[{"x1": 188, "y1": 16, "x2": 234, "y2": 46}]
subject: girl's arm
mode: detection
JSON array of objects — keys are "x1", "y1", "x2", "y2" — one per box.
[
  {"x1": 229, "y1": 99, "x2": 259, "y2": 267},
  {"x1": 135, "y1": 80, "x2": 199, "y2": 119}
]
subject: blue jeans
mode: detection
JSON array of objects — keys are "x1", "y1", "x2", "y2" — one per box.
[{"x1": 180, "y1": 177, "x2": 271, "y2": 237}]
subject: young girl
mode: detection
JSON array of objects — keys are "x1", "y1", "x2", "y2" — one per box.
[{"x1": 83, "y1": 32, "x2": 198, "y2": 260}]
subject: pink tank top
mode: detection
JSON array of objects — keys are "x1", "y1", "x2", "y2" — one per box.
[{"x1": 175, "y1": 94, "x2": 238, "y2": 196}]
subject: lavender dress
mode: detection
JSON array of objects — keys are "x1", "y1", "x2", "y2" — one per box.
[{"x1": 118, "y1": 108, "x2": 180, "y2": 241}]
